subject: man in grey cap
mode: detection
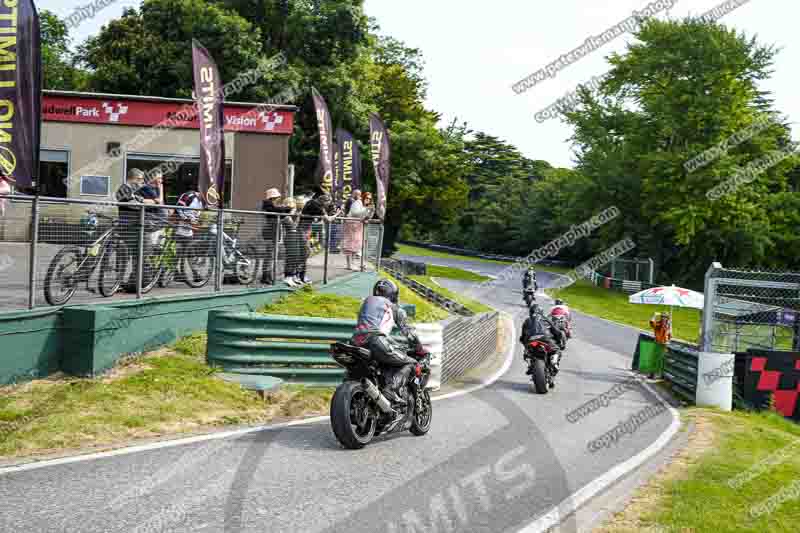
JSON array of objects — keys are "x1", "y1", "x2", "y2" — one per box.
[
  {"x1": 260, "y1": 187, "x2": 291, "y2": 284},
  {"x1": 116, "y1": 168, "x2": 160, "y2": 292}
]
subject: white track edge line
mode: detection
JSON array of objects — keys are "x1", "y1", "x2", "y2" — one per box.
[
  {"x1": 0, "y1": 316, "x2": 517, "y2": 476},
  {"x1": 516, "y1": 379, "x2": 682, "y2": 533}
]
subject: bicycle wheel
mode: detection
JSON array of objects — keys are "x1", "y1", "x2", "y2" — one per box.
[
  {"x1": 183, "y1": 240, "x2": 214, "y2": 288},
  {"x1": 235, "y1": 245, "x2": 258, "y2": 285},
  {"x1": 140, "y1": 253, "x2": 163, "y2": 294},
  {"x1": 44, "y1": 246, "x2": 83, "y2": 306},
  {"x1": 99, "y1": 240, "x2": 128, "y2": 297}
]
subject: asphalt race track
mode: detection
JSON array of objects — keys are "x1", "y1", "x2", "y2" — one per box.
[{"x1": 0, "y1": 253, "x2": 678, "y2": 533}]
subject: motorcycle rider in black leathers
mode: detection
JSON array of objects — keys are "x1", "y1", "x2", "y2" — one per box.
[
  {"x1": 519, "y1": 303, "x2": 564, "y2": 374},
  {"x1": 351, "y1": 279, "x2": 426, "y2": 405},
  {"x1": 522, "y1": 267, "x2": 537, "y2": 292}
]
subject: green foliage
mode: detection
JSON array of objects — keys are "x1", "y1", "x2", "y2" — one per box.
[
  {"x1": 77, "y1": 0, "x2": 268, "y2": 99},
  {"x1": 40, "y1": 10, "x2": 86, "y2": 90}
]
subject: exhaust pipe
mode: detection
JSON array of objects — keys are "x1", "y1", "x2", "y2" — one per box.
[{"x1": 361, "y1": 379, "x2": 395, "y2": 414}]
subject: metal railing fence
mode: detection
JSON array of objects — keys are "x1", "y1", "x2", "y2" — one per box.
[
  {"x1": 701, "y1": 263, "x2": 800, "y2": 353},
  {"x1": 0, "y1": 194, "x2": 383, "y2": 311}
]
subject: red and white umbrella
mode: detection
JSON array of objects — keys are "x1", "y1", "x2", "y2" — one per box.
[{"x1": 628, "y1": 284, "x2": 704, "y2": 310}]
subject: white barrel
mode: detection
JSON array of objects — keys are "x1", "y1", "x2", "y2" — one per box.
[
  {"x1": 695, "y1": 352, "x2": 734, "y2": 411},
  {"x1": 415, "y1": 323, "x2": 444, "y2": 391}
]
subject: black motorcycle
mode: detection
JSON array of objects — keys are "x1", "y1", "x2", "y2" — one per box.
[
  {"x1": 523, "y1": 287, "x2": 536, "y2": 307},
  {"x1": 524, "y1": 335, "x2": 559, "y2": 394},
  {"x1": 329, "y1": 342, "x2": 432, "y2": 449}
]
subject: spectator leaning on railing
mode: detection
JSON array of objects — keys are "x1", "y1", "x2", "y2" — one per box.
[
  {"x1": 260, "y1": 188, "x2": 292, "y2": 285},
  {"x1": 116, "y1": 168, "x2": 161, "y2": 292}
]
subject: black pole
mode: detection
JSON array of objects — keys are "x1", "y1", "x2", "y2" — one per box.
[{"x1": 27, "y1": 181, "x2": 40, "y2": 309}]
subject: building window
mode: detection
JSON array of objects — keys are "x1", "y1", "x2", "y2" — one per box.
[
  {"x1": 80, "y1": 175, "x2": 111, "y2": 196},
  {"x1": 126, "y1": 155, "x2": 233, "y2": 208},
  {"x1": 39, "y1": 149, "x2": 70, "y2": 198}
]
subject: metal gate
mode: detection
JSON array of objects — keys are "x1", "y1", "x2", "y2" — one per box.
[{"x1": 701, "y1": 262, "x2": 800, "y2": 353}]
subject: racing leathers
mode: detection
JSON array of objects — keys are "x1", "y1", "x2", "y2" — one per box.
[
  {"x1": 519, "y1": 310, "x2": 564, "y2": 373},
  {"x1": 523, "y1": 269, "x2": 537, "y2": 291},
  {"x1": 351, "y1": 295, "x2": 425, "y2": 404}
]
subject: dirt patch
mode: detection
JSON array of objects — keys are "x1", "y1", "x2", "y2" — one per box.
[{"x1": 594, "y1": 410, "x2": 719, "y2": 533}]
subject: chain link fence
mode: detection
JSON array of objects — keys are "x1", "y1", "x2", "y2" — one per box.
[
  {"x1": 702, "y1": 263, "x2": 800, "y2": 353},
  {"x1": 0, "y1": 194, "x2": 383, "y2": 311}
]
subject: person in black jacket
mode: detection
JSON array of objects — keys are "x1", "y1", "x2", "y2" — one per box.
[
  {"x1": 297, "y1": 188, "x2": 341, "y2": 284},
  {"x1": 519, "y1": 304, "x2": 564, "y2": 374},
  {"x1": 260, "y1": 188, "x2": 292, "y2": 285}
]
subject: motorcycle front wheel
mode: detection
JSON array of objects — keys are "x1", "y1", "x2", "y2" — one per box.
[
  {"x1": 331, "y1": 381, "x2": 378, "y2": 449},
  {"x1": 531, "y1": 358, "x2": 549, "y2": 394},
  {"x1": 410, "y1": 389, "x2": 432, "y2": 436}
]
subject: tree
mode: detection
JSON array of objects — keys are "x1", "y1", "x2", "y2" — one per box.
[
  {"x1": 41, "y1": 10, "x2": 86, "y2": 90},
  {"x1": 78, "y1": 0, "x2": 266, "y2": 100},
  {"x1": 564, "y1": 17, "x2": 798, "y2": 282}
]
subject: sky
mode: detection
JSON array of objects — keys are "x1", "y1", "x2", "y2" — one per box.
[{"x1": 40, "y1": 0, "x2": 798, "y2": 168}]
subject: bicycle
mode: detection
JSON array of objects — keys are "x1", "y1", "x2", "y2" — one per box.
[{"x1": 43, "y1": 212, "x2": 130, "y2": 306}]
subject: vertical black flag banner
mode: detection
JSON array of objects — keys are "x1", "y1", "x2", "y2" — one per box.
[
  {"x1": 336, "y1": 129, "x2": 362, "y2": 209},
  {"x1": 311, "y1": 87, "x2": 334, "y2": 195},
  {"x1": 0, "y1": 0, "x2": 41, "y2": 188},
  {"x1": 192, "y1": 39, "x2": 225, "y2": 207},
  {"x1": 332, "y1": 139, "x2": 341, "y2": 207},
  {"x1": 369, "y1": 114, "x2": 390, "y2": 220}
]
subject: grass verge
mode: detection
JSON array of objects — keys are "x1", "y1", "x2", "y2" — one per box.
[
  {"x1": 409, "y1": 275, "x2": 493, "y2": 314},
  {"x1": 396, "y1": 243, "x2": 573, "y2": 275},
  {"x1": 546, "y1": 279, "x2": 701, "y2": 343},
  {"x1": 425, "y1": 264, "x2": 490, "y2": 282},
  {"x1": 599, "y1": 408, "x2": 800, "y2": 532},
  {"x1": 395, "y1": 244, "x2": 513, "y2": 265},
  {"x1": 260, "y1": 283, "x2": 449, "y2": 323},
  {"x1": 0, "y1": 335, "x2": 333, "y2": 460}
]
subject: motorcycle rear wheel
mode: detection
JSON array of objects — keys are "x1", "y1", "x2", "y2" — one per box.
[
  {"x1": 531, "y1": 358, "x2": 549, "y2": 394},
  {"x1": 331, "y1": 381, "x2": 378, "y2": 449}
]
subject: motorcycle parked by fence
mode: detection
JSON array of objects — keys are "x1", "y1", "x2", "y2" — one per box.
[{"x1": 329, "y1": 341, "x2": 433, "y2": 449}]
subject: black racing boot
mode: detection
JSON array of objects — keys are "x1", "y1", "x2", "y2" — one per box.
[{"x1": 382, "y1": 386, "x2": 407, "y2": 406}]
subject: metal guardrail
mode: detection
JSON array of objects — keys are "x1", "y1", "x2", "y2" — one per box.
[
  {"x1": 207, "y1": 308, "x2": 502, "y2": 387},
  {"x1": 381, "y1": 263, "x2": 474, "y2": 317},
  {"x1": 206, "y1": 311, "x2": 354, "y2": 386},
  {"x1": 663, "y1": 344, "x2": 699, "y2": 402}
]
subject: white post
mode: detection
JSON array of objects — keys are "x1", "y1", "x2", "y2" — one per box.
[
  {"x1": 415, "y1": 323, "x2": 444, "y2": 391},
  {"x1": 696, "y1": 352, "x2": 734, "y2": 411}
]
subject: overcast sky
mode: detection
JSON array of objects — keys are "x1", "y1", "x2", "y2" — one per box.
[{"x1": 41, "y1": 0, "x2": 796, "y2": 168}]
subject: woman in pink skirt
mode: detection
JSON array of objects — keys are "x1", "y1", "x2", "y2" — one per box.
[{"x1": 343, "y1": 190, "x2": 372, "y2": 270}]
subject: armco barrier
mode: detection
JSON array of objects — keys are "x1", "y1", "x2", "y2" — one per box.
[
  {"x1": 207, "y1": 310, "x2": 502, "y2": 388},
  {"x1": 207, "y1": 311, "x2": 354, "y2": 386},
  {"x1": 663, "y1": 343, "x2": 699, "y2": 402}
]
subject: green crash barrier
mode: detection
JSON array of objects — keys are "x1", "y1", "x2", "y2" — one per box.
[
  {"x1": 206, "y1": 307, "x2": 418, "y2": 387},
  {"x1": 206, "y1": 311, "x2": 356, "y2": 387}
]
